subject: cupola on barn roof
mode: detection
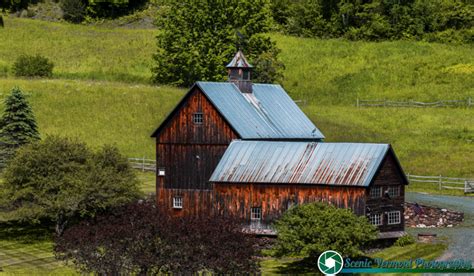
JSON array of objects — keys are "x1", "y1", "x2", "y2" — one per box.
[{"x1": 226, "y1": 50, "x2": 253, "y2": 68}]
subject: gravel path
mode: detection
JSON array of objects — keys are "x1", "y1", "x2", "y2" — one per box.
[{"x1": 406, "y1": 192, "x2": 474, "y2": 262}]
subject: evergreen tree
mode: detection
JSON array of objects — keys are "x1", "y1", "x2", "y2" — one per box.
[
  {"x1": 152, "y1": 0, "x2": 284, "y2": 87},
  {"x1": 0, "y1": 87, "x2": 40, "y2": 169}
]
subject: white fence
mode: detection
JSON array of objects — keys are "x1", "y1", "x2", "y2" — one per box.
[
  {"x1": 407, "y1": 174, "x2": 474, "y2": 194},
  {"x1": 357, "y1": 98, "x2": 472, "y2": 108},
  {"x1": 128, "y1": 157, "x2": 156, "y2": 172}
]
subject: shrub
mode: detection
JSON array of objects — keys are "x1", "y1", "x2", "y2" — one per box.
[
  {"x1": 271, "y1": 202, "x2": 378, "y2": 260},
  {"x1": 394, "y1": 235, "x2": 416, "y2": 247},
  {"x1": 60, "y1": 0, "x2": 86, "y2": 23},
  {"x1": 12, "y1": 54, "x2": 54, "y2": 77},
  {"x1": 55, "y1": 200, "x2": 258, "y2": 274},
  {"x1": 0, "y1": 136, "x2": 141, "y2": 235}
]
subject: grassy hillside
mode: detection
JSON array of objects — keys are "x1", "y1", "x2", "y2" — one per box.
[
  {"x1": 0, "y1": 17, "x2": 473, "y2": 179},
  {"x1": 276, "y1": 34, "x2": 474, "y2": 105},
  {"x1": 0, "y1": 17, "x2": 156, "y2": 83},
  {"x1": 0, "y1": 78, "x2": 182, "y2": 158}
]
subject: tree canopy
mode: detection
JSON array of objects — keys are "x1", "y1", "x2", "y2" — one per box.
[
  {"x1": 152, "y1": 0, "x2": 284, "y2": 87},
  {"x1": 55, "y1": 200, "x2": 258, "y2": 274},
  {"x1": 271, "y1": 202, "x2": 378, "y2": 260},
  {"x1": 271, "y1": 0, "x2": 474, "y2": 43},
  {"x1": 0, "y1": 136, "x2": 141, "y2": 235}
]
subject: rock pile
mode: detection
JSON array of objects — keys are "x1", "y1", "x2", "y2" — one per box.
[{"x1": 404, "y1": 202, "x2": 464, "y2": 228}]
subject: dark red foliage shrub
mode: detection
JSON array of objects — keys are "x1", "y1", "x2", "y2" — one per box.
[{"x1": 54, "y1": 200, "x2": 258, "y2": 274}]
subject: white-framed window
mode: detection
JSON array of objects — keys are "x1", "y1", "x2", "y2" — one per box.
[
  {"x1": 192, "y1": 112, "x2": 203, "y2": 124},
  {"x1": 251, "y1": 207, "x2": 262, "y2": 221},
  {"x1": 387, "y1": 211, "x2": 401, "y2": 225},
  {"x1": 388, "y1": 186, "x2": 400, "y2": 197},
  {"x1": 158, "y1": 167, "x2": 165, "y2": 176},
  {"x1": 173, "y1": 196, "x2": 183, "y2": 209},
  {"x1": 370, "y1": 186, "x2": 382, "y2": 198},
  {"x1": 369, "y1": 213, "x2": 382, "y2": 226}
]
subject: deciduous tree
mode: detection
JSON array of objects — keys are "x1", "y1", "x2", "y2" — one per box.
[
  {"x1": 152, "y1": 0, "x2": 284, "y2": 86},
  {"x1": 0, "y1": 136, "x2": 141, "y2": 235}
]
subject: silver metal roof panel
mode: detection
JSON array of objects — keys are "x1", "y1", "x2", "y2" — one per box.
[{"x1": 210, "y1": 140, "x2": 390, "y2": 186}]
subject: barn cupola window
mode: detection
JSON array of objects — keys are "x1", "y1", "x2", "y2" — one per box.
[{"x1": 226, "y1": 50, "x2": 253, "y2": 93}]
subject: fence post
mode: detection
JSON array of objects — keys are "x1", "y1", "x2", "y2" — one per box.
[
  {"x1": 142, "y1": 156, "x2": 145, "y2": 172},
  {"x1": 407, "y1": 173, "x2": 410, "y2": 183},
  {"x1": 468, "y1": 97, "x2": 472, "y2": 108},
  {"x1": 357, "y1": 98, "x2": 359, "y2": 108},
  {"x1": 438, "y1": 175, "x2": 442, "y2": 190}
]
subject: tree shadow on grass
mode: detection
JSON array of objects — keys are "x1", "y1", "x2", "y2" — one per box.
[
  {"x1": 271, "y1": 258, "x2": 321, "y2": 275},
  {"x1": 0, "y1": 221, "x2": 52, "y2": 243}
]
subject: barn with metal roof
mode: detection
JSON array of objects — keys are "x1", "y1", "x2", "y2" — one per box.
[
  {"x1": 152, "y1": 50, "x2": 408, "y2": 238},
  {"x1": 211, "y1": 140, "x2": 408, "y2": 236}
]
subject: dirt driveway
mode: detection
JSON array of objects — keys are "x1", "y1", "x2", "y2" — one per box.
[{"x1": 406, "y1": 192, "x2": 474, "y2": 261}]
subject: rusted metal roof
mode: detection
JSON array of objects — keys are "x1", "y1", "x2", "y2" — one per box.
[
  {"x1": 210, "y1": 141, "x2": 391, "y2": 186},
  {"x1": 196, "y1": 82, "x2": 325, "y2": 140},
  {"x1": 226, "y1": 50, "x2": 253, "y2": 68}
]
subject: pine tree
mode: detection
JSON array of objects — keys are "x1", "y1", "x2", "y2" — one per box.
[{"x1": 0, "y1": 86, "x2": 40, "y2": 169}]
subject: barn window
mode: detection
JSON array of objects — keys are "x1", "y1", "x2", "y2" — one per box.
[
  {"x1": 251, "y1": 207, "x2": 262, "y2": 221},
  {"x1": 369, "y1": 213, "x2": 382, "y2": 226},
  {"x1": 173, "y1": 196, "x2": 183, "y2": 209},
  {"x1": 387, "y1": 211, "x2": 401, "y2": 225},
  {"x1": 158, "y1": 167, "x2": 165, "y2": 176},
  {"x1": 370, "y1": 186, "x2": 382, "y2": 198},
  {"x1": 388, "y1": 186, "x2": 400, "y2": 197},
  {"x1": 192, "y1": 113, "x2": 203, "y2": 124},
  {"x1": 243, "y1": 70, "x2": 250, "y2": 80}
]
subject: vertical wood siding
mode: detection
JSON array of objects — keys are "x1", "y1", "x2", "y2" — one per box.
[
  {"x1": 155, "y1": 87, "x2": 238, "y2": 190},
  {"x1": 213, "y1": 184, "x2": 367, "y2": 223},
  {"x1": 157, "y1": 144, "x2": 229, "y2": 190},
  {"x1": 156, "y1": 87, "x2": 238, "y2": 144},
  {"x1": 366, "y1": 153, "x2": 406, "y2": 232}
]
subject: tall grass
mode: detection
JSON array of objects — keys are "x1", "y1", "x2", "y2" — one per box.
[
  {"x1": 0, "y1": 17, "x2": 472, "y2": 179},
  {"x1": 0, "y1": 17, "x2": 156, "y2": 83},
  {"x1": 274, "y1": 34, "x2": 474, "y2": 105},
  {"x1": 0, "y1": 79, "x2": 184, "y2": 158},
  {"x1": 308, "y1": 106, "x2": 473, "y2": 178}
]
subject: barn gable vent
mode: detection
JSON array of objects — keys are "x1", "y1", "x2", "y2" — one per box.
[{"x1": 226, "y1": 50, "x2": 253, "y2": 93}]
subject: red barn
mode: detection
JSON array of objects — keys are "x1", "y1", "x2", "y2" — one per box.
[{"x1": 151, "y1": 51, "x2": 408, "y2": 238}]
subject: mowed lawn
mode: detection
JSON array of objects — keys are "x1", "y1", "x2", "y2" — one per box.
[
  {"x1": 260, "y1": 242, "x2": 447, "y2": 275},
  {"x1": 0, "y1": 171, "x2": 154, "y2": 275}
]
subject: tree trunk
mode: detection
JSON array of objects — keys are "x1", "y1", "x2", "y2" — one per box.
[
  {"x1": 55, "y1": 214, "x2": 68, "y2": 236},
  {"x1": 0, "y1": 15, "x2": 3, "y2": 28}
]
